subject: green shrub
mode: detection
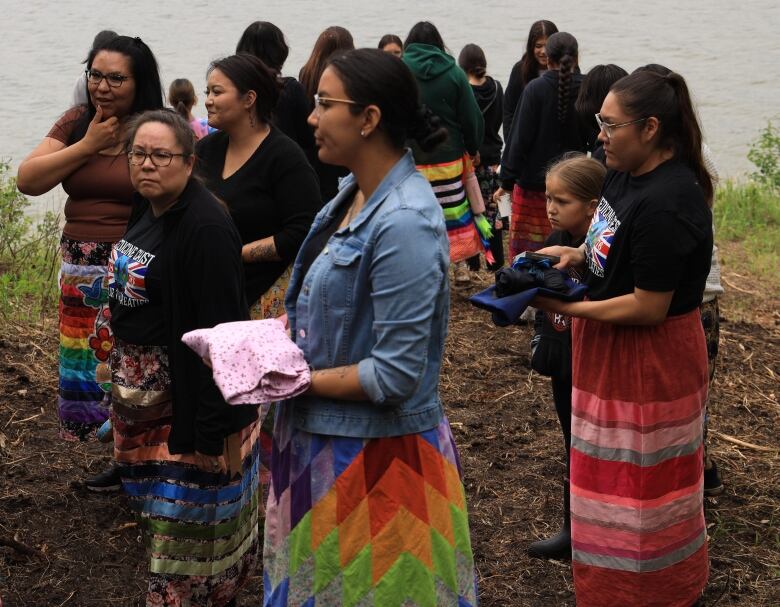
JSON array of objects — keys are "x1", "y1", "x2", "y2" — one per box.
[
  {"x1": 748, "y1": 122, "x2": 780, "y2": 190},
  {"x1": 0, "y1": 162, "x2": 60, "y2": 321}
]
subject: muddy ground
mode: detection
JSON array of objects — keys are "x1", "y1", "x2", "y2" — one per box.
[{"x1": 1, "y1": 255, "x2": 778, "y2": 606}]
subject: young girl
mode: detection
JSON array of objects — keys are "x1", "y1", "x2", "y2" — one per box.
[
  {"x1": 168, "y1": 78, "x2": 209, "y2": 140},
  {"x1": 535, "y1": 69, "x2": 713, "y2": 607},
  {"x1": 528, "y1": 154, "x2": 605, "y2": 560}
]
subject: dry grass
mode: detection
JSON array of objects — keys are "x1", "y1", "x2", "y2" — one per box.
[{"x1": 0, "y1": 255, "x2": 778, "y2": 606}]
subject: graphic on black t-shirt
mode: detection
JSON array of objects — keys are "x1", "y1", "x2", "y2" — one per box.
[
  {"x1": 546, "y1": 265, "x2": 582, "y2": 332},
  {"x1": 585, "y1": 196, "x2": 621, "y2": 278},
  {"x1": 108, "y1": 239, "x2": 155, "y2": 307}
]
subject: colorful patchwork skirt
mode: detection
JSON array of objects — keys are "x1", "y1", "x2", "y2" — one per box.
[
  {"x1": 263, "y1": 405, "x2": 478, "y2": 606},
  {"x1": 570, "y1": 310, "x2": 709, "y2": 607},
  {"x1": 248, "y1": 266, "x2": 294, "y2": 498},
  {"x1": 417, "y1": 158, "x2": 483, "y2": 264},
  {"x1": 58, "y1": 237, "x2": 113, "y2": 440},
  {"x1": 508, "y1": 185, "x2": 551, "y2": 260},
  {"x1": 111, "y1": 339, "x2": 261, "y2": 607}
]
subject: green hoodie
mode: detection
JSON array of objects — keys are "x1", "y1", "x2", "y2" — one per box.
[{"x1": 403, "y1": 43, "x2": 484, "y2": 164}]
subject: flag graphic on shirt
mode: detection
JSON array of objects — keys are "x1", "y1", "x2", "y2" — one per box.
[
  {"x1": 585, "y1": 197, "x2": 620, "y2": 278},
  {"x1": 108, "y1": 242, "x2": 153, "y2": 307}
]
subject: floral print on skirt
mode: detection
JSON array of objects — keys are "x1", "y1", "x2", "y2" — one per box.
[
  {"x1": 111, "y1": 339, "x2": 260, "y2": 607},
  {"x1": 58, "y1": 236, "x2": 114, "y2": 441}
]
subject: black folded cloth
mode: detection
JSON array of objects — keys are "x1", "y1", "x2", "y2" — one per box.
[{"x1": 494, "y1": 265, "x2": 569, "y2": 298}]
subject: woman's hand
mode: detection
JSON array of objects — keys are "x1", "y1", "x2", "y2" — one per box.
[
  {"x1": 194, "y1": 451, "x2": 227, "y2": 474},
  {"x1": 537, "y1": 245, "x2": 586, "y2": 271},
  {"x1": 492, "y1": 186, "x2": 508, "y2": 204},
  {"x1": 81, "y1": 105, "x2": 121, "y2": 154}
]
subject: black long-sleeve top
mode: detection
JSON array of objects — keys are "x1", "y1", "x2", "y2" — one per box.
[
  {"x1": 121, "y1": 180, "x2": 257, "y2": 456},
  {"x1": 500, "y1": 70, "x2": 588, "y2": 192},
  {"x1": 502, "y1": 61, "x2": 526, "y2": 143},
  {"x1": 195, "y1": 127, "x2": 322, "y2": 304},
  {"x1": 471, "y1": 76, "x2": 504, "y2": 166},
  {"x1": 274, "y1": 77, "x2": 315, "y2": 151}
]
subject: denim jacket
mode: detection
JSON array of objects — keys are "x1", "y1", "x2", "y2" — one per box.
[{"x1": 284, "y1": 150, "x2": 450, "y2": 437}]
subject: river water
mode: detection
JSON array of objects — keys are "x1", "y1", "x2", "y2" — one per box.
[{"x1": 1, "y1": 0, "x2": 778, "y2": 212}]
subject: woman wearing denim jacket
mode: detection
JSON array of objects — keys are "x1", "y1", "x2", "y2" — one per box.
[{"x1": 262, "y1": 49, "x2": 478, "y2": 607}]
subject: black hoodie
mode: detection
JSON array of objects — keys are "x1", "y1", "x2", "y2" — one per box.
[{"x1": 470, "y1": 76, "x2": 504, "y2": 166}]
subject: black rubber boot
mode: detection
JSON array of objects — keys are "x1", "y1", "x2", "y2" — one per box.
[{"x1": 528, "y1": 476, "x2": 571, "y2": 560}]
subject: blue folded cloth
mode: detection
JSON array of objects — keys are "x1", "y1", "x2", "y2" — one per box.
[{"x1": 469, "y1": 279, "x2": 588, "y2": 327}]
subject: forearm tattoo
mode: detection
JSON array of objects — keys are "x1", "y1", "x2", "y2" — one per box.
[{"x1": 246, "y1": 239, "x2": 278, "y2": 263}]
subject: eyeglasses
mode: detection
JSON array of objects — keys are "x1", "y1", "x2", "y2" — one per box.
[
  {"x1": 128, "y1": 149, "x2": 189, "y2": 167},
  {"x1": 595, "y1": 113, "x2": 648, "y2": 139},
  {"x1": 312, "y1": 94, "x2": 364, "y2": 114},
  {"x1": 86, "y1": 69, "x2": 131, "y2": 88}
]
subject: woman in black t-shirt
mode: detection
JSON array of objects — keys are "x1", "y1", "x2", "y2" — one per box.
[
  {"x1": 196, "y1": 53, "x2": 321, "y2": 319},
  {"x1": 534, "y1": 71, "x2": 713, "y2": 607}
]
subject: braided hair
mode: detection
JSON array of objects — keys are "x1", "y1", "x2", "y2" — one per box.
[{"x1": 545, "y1": 32, "x2": 579, "y2": 124}]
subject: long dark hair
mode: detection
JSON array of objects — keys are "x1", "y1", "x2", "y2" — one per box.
[
  {"x1": 575, "y1": 64, "x2": 628, "y2": 119},
  {"x1": 327, "y1": 49, "x2": 447, "y2": 152},
  {"x1": 520, "y1": 20, "x2": 558, "y2": 87},
  {"x1": 298, "y1": 26, "x2": 354, "y2": 100},
  {"x1": 378, "y1": 34, "x2": 403, "y2": 50},
  {"x1": 458, "y1": 44, "x2": 487, "y2": 79},
  {"x1": 69, "y1": 35, "x2": 164, "y2": 145},
  {"x1": 610, "y1": 70, "x2": 713, "y2": 204},
  {"x1": 404, "y1": 21, "x2": 446, "y2": 51},
  {"x1": 545, "y1": 32, "x2": 578, "y2": 124},
  {"x1": 236, "y1": 21, "x2": 289, "y2": 73},
  {"x1": 208, "y1": 53, "x2": 281, "y2": 123}
]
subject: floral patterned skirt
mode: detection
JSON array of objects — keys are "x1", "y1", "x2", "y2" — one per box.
[
  {"x1": 58, "y1": 237, "x2": 114, "y2": 440},
  {"x1": 111, "y1": 339, "x2": 260, "y2": 607},
  {"x1": 248, "y1": 266, "x2": 293, "y2": 499},
  {"x1": 249, "y1": 266, "x2": 292, "y2": 322}
]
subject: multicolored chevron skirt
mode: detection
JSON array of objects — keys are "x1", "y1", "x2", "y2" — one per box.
[
  {"x1": 417, "y1": 158, "x2": 483, "y2": 264},
  {"x1": 263, "y1": 405, "x2": 478, "y2": 606},
  {"x1": 111, "y1": 339, "x2": 260, "y2": 607},
  {"x1": 570, "y1": 310, "x2": 709, "y2": 607},
  {"x1": 58, "y1": 238, "x2": 114, "y2": 441},
  {"x1": 509, "y1": 184, "x2": 551, "y2": 259}
]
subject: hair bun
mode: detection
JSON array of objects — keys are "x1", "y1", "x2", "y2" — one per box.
[{"x1": 409, "y1": 104, "x2": 448, "y2": 152}]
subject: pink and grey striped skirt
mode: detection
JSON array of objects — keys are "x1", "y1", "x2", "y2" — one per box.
[{"x1": 570, "y1": 310, "x2": 709, "y2": 607}]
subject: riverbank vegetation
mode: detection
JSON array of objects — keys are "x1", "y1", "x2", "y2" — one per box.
[{"x1": 0, "y1": 162, "x2": 59, "y2": 322}]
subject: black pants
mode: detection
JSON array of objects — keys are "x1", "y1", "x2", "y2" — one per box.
[
  {"x1": 466, "y1": 225, "x2": 506, "y2": 272},
  {"x1": 551, "y1": 375, "x2": 572, "y2": 463}
]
